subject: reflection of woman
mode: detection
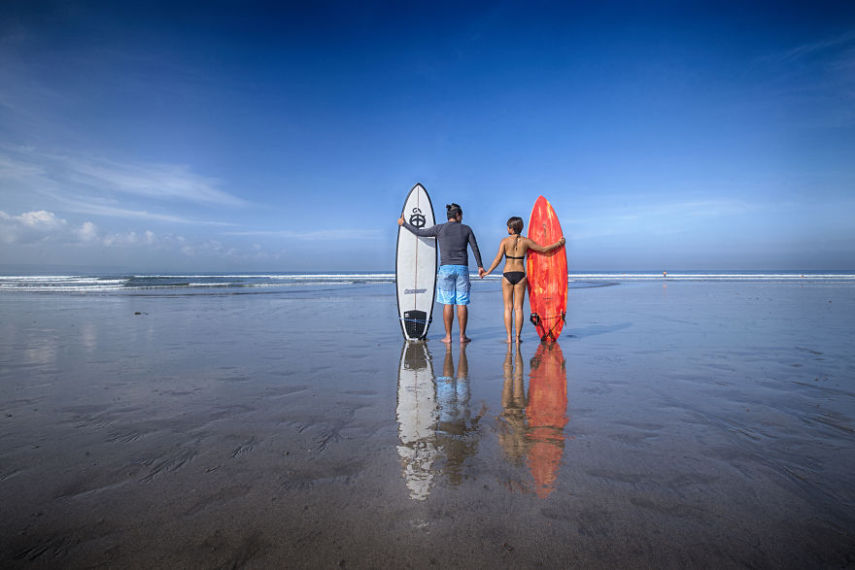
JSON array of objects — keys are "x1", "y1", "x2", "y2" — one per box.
[
  {"x1": 498, "y1": 344, "x2": 528, "y2": 467},
  {"x1": 483, "y1": 217, "x2": 565, "y2": 343}
]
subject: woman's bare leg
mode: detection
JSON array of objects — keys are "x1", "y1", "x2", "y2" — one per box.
[
  {"x1": 501, "y1": 277, "x2": 515, "y2": 343},
  {"x1": 513, "y1": 277, "x2": 527, "y2": 343}
]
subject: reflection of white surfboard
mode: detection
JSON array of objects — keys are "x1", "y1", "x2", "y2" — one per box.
[
  {"x1": 396, "y1": 341, "x2": 437, "y2": 501},
  {"x1": 396, "y1": 183, "x2": 437, "y2": 341}
]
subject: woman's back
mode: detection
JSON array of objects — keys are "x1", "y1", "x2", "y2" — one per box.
[{"x1": 502, "y1": 235, "x2": 529, "y2": 271}]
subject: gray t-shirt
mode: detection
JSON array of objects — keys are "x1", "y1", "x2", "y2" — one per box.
[{"x1": 402, "y1": 220, "x2": 484, "y2": 268}]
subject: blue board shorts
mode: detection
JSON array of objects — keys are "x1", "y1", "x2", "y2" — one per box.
[{"x1": 436, "y1": 265, "x2": 471, "y2": 305}]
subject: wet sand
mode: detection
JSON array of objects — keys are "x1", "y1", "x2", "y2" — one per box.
[{"x1": 1, "y1": 280, "x2": 854, "y2": 568}]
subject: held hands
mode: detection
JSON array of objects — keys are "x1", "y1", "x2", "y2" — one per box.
[{"x1": 478, "y1": 267, "x2": 487, "y2": 279}]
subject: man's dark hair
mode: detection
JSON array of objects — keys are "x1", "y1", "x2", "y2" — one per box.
[
  {"x1": 446, "y1": 203, "x2": 462, "y2": 220},
  {"x1": 507, "y1": 216, "x2": 523, "y2": 235}
]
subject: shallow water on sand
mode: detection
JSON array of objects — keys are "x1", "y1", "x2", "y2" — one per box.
[{"x1": 1, "y1": 280, "x2": 853, "y2": 568}]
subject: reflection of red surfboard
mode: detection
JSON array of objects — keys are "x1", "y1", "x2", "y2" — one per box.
[
  {"x1": 526, "y1": 342, "x2": 568, "y2": 498},
  {"x1": 526, "y1": 195, "x2": 567, "y2": 342}
]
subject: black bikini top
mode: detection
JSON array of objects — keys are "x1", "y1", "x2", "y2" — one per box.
[{"x1": 506, "y1": 235, "x2": 524, "y2": 259}]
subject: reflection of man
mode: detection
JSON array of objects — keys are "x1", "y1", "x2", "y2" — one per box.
[
  {"x1": 396, "y1": 343, "x2": 438, "y2": 501},
  {"x1": 435, "y1": 343, "x2": 486, "y2": 484}
]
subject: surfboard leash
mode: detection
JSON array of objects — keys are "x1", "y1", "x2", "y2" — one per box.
[{"x1": 531, "y1": 311, "x2": 566, "y2": 342}]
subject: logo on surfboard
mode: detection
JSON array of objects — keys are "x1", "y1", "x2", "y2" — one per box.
[{"x1": 409, "y1": 208, "x2": 426, "y2": 228}]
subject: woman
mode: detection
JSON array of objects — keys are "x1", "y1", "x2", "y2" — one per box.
[{"x1": 483, "y1": 217, "x2": 565, "y2": 343}]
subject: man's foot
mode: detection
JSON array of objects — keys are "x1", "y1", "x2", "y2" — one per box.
[
  {"x1": 460, "y1": 336, "x2": 471, "y2": 343},
  {"x1": 505, "y1": 336, "x2": 513, "y2": 344},
  {"x1": 515, "y1": 336, "x2": 523, "y2": 344},
  {"x1": 440, "y1": 336, "x2": 453, "y2": 344}
]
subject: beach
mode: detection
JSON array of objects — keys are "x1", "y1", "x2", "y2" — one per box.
[{"x1": 1, "y1": 275, "x2": 853, "y2": 568}]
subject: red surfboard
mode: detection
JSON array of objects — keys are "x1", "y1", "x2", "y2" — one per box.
[{"x1": 526, "y1": 195, "x2": 568, "y2": 342}]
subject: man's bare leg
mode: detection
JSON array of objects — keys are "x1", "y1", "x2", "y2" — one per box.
[
  {"x1": 441, "y1": 304, "x2": 454, "y2": 344},
  {"x1": 457, "y1": 341, "x2": 469, "y2": 376},
  {"x1": 457, "y1": 305, "x2": 471, "y2": 343},
  {"x1": 442, "y1": 343, "x2": 454, "y2": 375}
]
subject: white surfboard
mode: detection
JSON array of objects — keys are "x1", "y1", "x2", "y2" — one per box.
[
  {"x1": 396, "y1": 183, "x2": 437, "y2": 341},
  {"x1": 396, "y1": 342, "x2": 438, "y2": 500}
]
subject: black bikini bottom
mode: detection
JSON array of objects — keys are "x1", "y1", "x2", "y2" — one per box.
[{"x1": 503, "y1": 271, "x2": 526, "y2": 285}]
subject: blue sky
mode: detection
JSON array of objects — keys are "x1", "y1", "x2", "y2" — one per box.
[{"x1": 1, "y1": 1, "x2": 853, "y2": 271}]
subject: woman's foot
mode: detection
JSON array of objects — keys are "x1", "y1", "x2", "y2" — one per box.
[
  {"x1": 440, "y1": 336, "x2": 452, "y2": 344},
  {"x1": 460, "y1": 336, "x2": 471, "y2": 343}
]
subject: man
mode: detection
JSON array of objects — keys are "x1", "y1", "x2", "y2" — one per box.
[{"x1": 398, "y1": 202, "x2": 486, "y2": 343}]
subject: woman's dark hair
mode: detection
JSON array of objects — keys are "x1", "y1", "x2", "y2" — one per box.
[
  {"x1": 507, "y1": 216, "x2": 523, "y2": 235},
  {"x1": 446, "y1": 203, "x2": 462, "y2": 220}
]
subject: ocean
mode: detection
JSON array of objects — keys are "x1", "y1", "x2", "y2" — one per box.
[{"x1": 1, "y1": 270, "x2": 853, "y2": 294}]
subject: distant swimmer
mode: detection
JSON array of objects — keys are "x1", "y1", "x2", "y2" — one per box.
[{"x1": 663, "y1": 271, "x2": 668, "y2": 278}]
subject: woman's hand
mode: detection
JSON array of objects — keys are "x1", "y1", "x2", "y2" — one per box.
[{"x1": 397, "y1": 217, "x2": 404, "y2": 226}]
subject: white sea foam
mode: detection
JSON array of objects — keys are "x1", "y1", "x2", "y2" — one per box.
[
  {"x1": 0, "y1": 275, "x2": 129, "y2": 292},
  {"x1": 1, "y1": 271, "x2": 852, "y2": 293},
  {"x1": 131, "y1": 273, "x2": 395, "y2": 280}
]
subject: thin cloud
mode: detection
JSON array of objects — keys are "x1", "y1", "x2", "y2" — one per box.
[
  {"x1": 55, "y1": 198, "x2": 235, "y2": 226},
  {"x1": 763, "y1": 30, "x2": 855, "y2": 64},
  {"x1": 0, "y1": 147, "x2": 246, "y2": 206},
  {"x1": 566, "y1": 198, "x2": 753, "y2": 224},
  {"x1": 752, "y1": 31, "x2": 855, "y2": 129},
  {"x1": 63, "y1": 157, "x2": 245, "y2": 207},
  {"x1": 643, "y1": 199, "x2": 753, "y2": 218},
  {"x1": 566, "y1": 198, "x2": 756, "y2": 240},
  {"x1": 0, "y1": 147, "x2": 247, "y2": 207},
  {"x1": 0, "y1": 146, "x2": 243, "y2": 225},
  {"x1": 224, "y1": 229, "x2": 383, "y2": 240},
  {"x1": 0, "y1": 151, "x2": 48, "y2": 181}
]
